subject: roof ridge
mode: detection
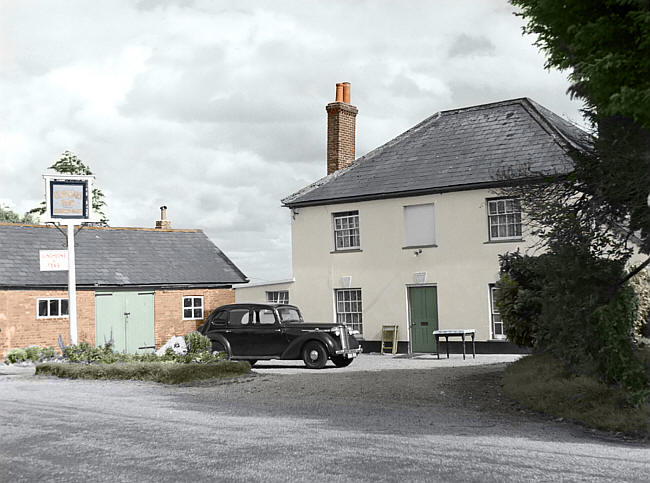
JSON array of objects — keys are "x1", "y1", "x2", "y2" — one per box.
[
  {"x1": 0, "y1": 222, "x2": 202, "y2": 233},
  {"x1": 519, "y1": 98, "x2": 591, "y2": 152},
  {"x1": 438, "y1": 97, "x2": 528, "y2": 115}
]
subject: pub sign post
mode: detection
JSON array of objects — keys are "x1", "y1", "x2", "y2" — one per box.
[{"x1": 41, "y1": 173, "x2": 100, "y2": 345}]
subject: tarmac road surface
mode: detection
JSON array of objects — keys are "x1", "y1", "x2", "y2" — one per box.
[{"x1": 1, "y1": 354, "x2": 649, "y2": 482}]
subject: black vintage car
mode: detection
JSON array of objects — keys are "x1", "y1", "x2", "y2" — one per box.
[{"x1": 197, "y1": 303, "x2": 363, "y2": 369}]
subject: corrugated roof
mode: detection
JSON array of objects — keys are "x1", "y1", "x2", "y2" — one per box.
[
  {"x1": 283, "y1": 98, "x2": 591, "y2": 207},
  {"x1": 0, "y1": 224, "x2": 248, "y2": 288}
]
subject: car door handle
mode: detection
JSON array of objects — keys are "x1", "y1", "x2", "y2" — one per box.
[
  {"x1": 225, "y1": 330, "x2": 232, "y2": 333},
  {"x1": 274, "y1": 329, "x2": 281, "y2": 332}
]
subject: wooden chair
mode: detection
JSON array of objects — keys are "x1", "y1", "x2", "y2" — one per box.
[{"x1": 380, "y1": 325, "x2": 399, "y2": 354}]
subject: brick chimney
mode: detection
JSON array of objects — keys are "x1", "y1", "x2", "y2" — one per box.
[
  {"x1": 326, "y1": 82, "x2": 358, "y2": 174},
  {"x1": 155, "y1": 206, "x2": 171, "y2": 230}
]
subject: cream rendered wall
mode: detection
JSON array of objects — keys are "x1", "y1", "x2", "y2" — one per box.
[
  {"x1": 290, "y1": 188, "x2": 533, "y2": 345},
  {"x1": 235, "y1": 281, "x2": 294, "y2": 304}
]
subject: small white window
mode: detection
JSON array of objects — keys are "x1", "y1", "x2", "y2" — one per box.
[
  {"x1": 266, "y1": 290, "x2": 289, "y2": 304},
  {"x1": 487, "y1": 198, "x2": 522, "y2": 240},
  {"x1": 489, "y1": 285, "x2": 505, "y2": 340},
  {"x1": 37, "y1": 298, "x2": 69, "y2": 319},
  {"x1": 335, "y1": 289, "x2": 362, "y2": 333},
  {"x1": 404, "y1": 203, "x2": 435, "y2": 247},
  {"x1": 333, "y1": 211, "x2": 360, "y2": 250},
  {"x1": 182, "y1": 296, "x2": 204, "y2": 320}
]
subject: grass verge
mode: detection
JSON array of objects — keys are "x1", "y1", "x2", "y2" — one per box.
[
  {"x1": 503, "y1": 352, "x2": 650, "y2": 435},
  {"x1": 35, "y1": 361, "x2": 251, "y2": 385}
]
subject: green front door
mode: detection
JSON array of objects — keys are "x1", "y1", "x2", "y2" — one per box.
[
  {"x1": 95, "y1": 291, "x2": 155, "y2": 353},
  {"x1": 408, "y1": 286, "x2": 439, "y2": 353}
]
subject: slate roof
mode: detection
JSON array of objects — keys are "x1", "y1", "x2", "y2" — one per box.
[
  {"x1": 0, "y1": 224, "x2": 248, "y2": 288},
  {"x1": 283, "y1": 98, "x2": 591, "y2": 207}
]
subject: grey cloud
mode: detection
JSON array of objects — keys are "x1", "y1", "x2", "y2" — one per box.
[
  {"x1": 448, "y1": 34, "x2": 496, "y2": 58},
  {"x1": 1, "y1": 0, "x2": 587, "y2": 284}
]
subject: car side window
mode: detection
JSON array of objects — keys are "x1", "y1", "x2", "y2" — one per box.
[
  {"x1": 257, "y1": 309, "x2": 277, "y2": 325},
  {"x1": 229, "y1": 309, "x2": 251, "y2": 325},
  {"x1": 210, "y1": 310, "x2": 228, "y2": 325}
]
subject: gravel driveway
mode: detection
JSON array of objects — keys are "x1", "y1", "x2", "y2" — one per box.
[{"x1": 1, "y1": 354, "x2": 649, "y2": 482}]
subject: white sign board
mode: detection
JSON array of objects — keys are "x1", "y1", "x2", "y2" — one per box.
[{"x1": 40, "y1": 250, "x2": 68, "y2": 271}]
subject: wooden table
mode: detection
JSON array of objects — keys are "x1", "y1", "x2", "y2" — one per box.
[{"x1": 432, "y1": 329, "x2": 476, "y2": 360}]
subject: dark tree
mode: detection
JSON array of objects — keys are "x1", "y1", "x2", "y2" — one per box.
[
  {"x1": 0, "y1": 205, "x2": 39, "y2": 224},
  {"x1": 511, "y1": 0, "x2": 650, "y2": 252}
]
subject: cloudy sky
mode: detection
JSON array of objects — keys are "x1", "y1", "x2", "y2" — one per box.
[{"x1": 0, "y1": 0, "x2": 586, "y2": 283}]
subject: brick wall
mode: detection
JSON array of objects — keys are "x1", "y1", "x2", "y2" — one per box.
[
  {"x1": 0, "y1": 287, "x2": 235, "y2": 358},
  {"x1": 0, "y1": 289, "x2": 95, "y2": 359},
  {"x1": 326, "y1": 101, "x2": 358, "y2": 174},
  {"x1": 153, "y1": 288, "x2": 234, "y2": 348}
]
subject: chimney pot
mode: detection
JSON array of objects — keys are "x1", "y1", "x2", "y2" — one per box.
[
  {"x1": 335, "y1": 83, "x2": 343, "y2": 102},
  {"x1": 342, "y1": 82, "x2": 350, "y2": 103}
]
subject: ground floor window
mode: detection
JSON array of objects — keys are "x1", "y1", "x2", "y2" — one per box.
[
  {"x1": 266, "y1": 290, "x2": 289, "y2": 304},
  {"x1": 335, "y1": 289, "x2": 362, "y2": 333},
  {"x1": 37, "y1": 298, "x2": 68, "y2": 318},
  {"x1": 489, "y1": 284, "x2": 505, "y2": 339},
  {"x1": 183, "y1": 296, "x2": 204, "y2": 319}
]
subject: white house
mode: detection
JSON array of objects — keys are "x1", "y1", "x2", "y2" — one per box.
[{"x1": 236, "y1": 84, "x2": 589, "y2": 354}]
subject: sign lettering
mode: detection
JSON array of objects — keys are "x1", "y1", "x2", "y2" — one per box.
[{"x1": 39, "y1": 250, "x2": 68, "y2": 271}]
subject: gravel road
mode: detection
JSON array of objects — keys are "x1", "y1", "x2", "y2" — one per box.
[{"x1": 1, "y1": 354, "x2": 649, "y2": 482}]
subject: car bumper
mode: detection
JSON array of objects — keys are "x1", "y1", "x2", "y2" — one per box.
[{"x1": 335, "y1": 347, "x2": 363, "y2": 358}]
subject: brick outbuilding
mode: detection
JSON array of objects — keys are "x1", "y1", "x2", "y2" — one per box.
[{"x1": 0, "y1": 222, "x2": 247, "y2": 357}]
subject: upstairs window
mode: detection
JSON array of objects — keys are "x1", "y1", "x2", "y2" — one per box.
[
  {"x1": 333, "y1": 211, "x2": 360, "y2": 250},
  {"x1": 183, "y1": 296, "x2": 204, "y2": 320},
  {"x1": 403, "y1": 203, "x2": 436, "y2": 247},
  {"x1": 37, "y1": 298, "x2": 68, "y2": 319},
  {"x1": 266, "y1": 290, "x2": 289, "y2": 304},
  {"x1": 487, "y1": 198, "x2": 522, "y2": 240}
]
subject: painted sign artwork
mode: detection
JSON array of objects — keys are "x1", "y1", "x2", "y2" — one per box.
[{"x1": 51, "y1": 181, "x2": 86, "y2": 218}]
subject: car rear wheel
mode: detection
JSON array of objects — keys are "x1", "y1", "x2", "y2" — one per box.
[
  {"x1": 331, "y1": 355, "x2": 354, "y2": 367},
  {"x1": 302, "y1": 340, "x2": 328, "y2": 369},
  {"x1": 211, "y1": 340, "x2": 230, "y2": 359}
]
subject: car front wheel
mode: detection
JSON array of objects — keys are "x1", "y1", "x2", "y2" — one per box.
[
  {"x1": 211, "y1": 340, "x2": 230, "y2": 359},
  {"x1": 302, "y1": 341, "x2": 328, "y2": 369},
  {"x1": 331, "y1": 355, "x2": 354, "y2": 367}
]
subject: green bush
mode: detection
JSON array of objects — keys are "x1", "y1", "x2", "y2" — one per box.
[
  {"x1": 496, "y1": 252, "x2": 542, "y2": 347},
  {"x1": 184, "y1": 331, "x2": 210, "y2": 354},
  {"x1": 40, "y1": 346, "x2": 57, "y2": 359},
  {"x1": 60, "y1": 337, "x2": 224, "y2": 365},
  {"x1": 629, "y1": 267, "x2": 650, "y2": 338},
  {"x1": 590, "y1": 286, "x2": 650, "y2": 405},
  {"x1": 35, "y1": 361, "x2": 250, "y2": 384},
  {"x1": 7, "y1": 348, "x2": 27, "y2": 364},
  {"x1": 24, "y1": 346, "x2": 41, "y2": 362},
  {"x1": 5, "y1": 345, "x2": 59, "y2": 364},
  {"x1": 498, "y1": 247, "x2": 649, "y2": 403}
]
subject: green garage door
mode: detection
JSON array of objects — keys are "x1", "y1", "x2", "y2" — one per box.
[
  {"x1": 95, "y1": 291, "x2": 155, "y2": 353},
  {"x1": 408, "y1": 286, "x2": 439, "y2": 353}
]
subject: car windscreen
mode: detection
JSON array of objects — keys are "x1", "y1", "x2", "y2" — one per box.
[{"x1": 277, "y1": 307, "x2": 302, "y2": 322}]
